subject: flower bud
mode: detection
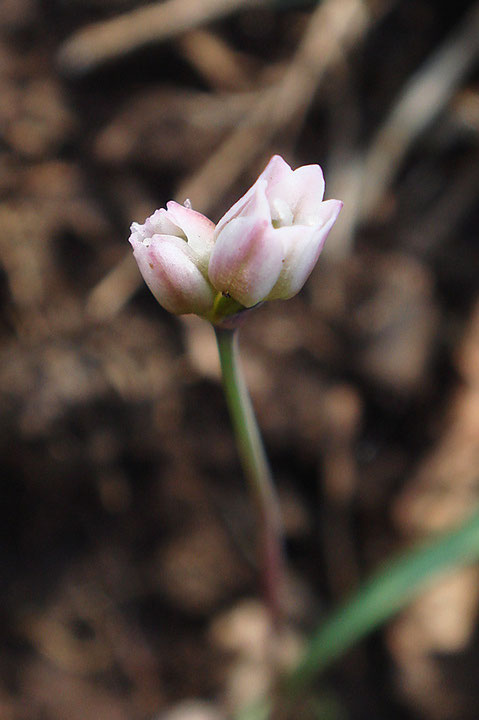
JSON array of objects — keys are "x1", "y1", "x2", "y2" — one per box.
[
  {"x1": 129, "y1": 201, "x2": 216, "y2": 316},
  {"x1": 208, "y1": 155, "x2": 342, "y2": 307},
  {"x1": 129, "y1": 156, "x2": 342, "y2": 322}
]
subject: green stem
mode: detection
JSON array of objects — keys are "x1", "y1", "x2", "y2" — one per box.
[{"x1": 215, "y1": 326, "x2": 285, "y2": 628}]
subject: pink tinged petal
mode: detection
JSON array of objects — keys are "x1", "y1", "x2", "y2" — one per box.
[
  {"x1": 215, "y1": 178, "x2": 270, "y2": 237},
  {"x1": 214, "y1": 184, "x2": 258, "y2": 237},
  {"x1": 208, "y1": 217, "x2": 284, "y2": 308},
  {"x1": 266, "y1": 164, "x2": 325, "y2": 226},
  {"x1": 267, "y1": 199, "x2": 343, "y2": 300},
  {"x1": 165, "y1": 201, "x2": 215, "y2": 266},
  {"x1": 214, "y1": 155, "x2": 290, "y2": 236},
  {"x1": 258, "y1": 154, "x2": 293, "y2": 186},
  {"x1": 130, "y1": 234, "x2": 215, "y2": 316},
  {"x1": 244, "y1": 156, "x2": 294, "y2": 227}
]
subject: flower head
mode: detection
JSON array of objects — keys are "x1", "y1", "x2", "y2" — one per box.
[
  {"x1": 208, "y1": 155, "x2": 342, "y2": 307},
  {"x1": 129, "y1": 156, "x2": 342, "y2": 321},
  {"x1": 129, "y1": 201, "x2": 216, "y2": 316}
]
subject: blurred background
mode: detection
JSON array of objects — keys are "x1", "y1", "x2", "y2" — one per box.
[{"x1": 1, "y1": 0, "x2": 479, "y2": 718}]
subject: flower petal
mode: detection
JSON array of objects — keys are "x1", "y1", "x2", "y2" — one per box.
[
  {"x1": 215, "y1": 177, "x2": 271, "y2": 238},
  {"x1": 209, "y1": 215, "x2": 284, "y2": 307},
  {"x1": 131, "y1": 208, "x2": 180, "y2": 242},
  {"x1": 214, "y1": 156, "x2": 293, "y2": 235},
  {"x1": 266, "y1": 164, "x2": 325, "y2": 226},
  {"x1": 257, "y1": 154, "x2": 293, "y2": 186},
  {"x1": 165, "y1": 201, "x2": 215, "y2": 267},
  {"x1": 130, "y1": 234, "x2": 215, "y2": 315},
  {"x1": 289, "y1": 165, "x2": 326, "y2": 223},
  {"x1": 267, "y1": 199, "x2": 343, "y2": 300}
]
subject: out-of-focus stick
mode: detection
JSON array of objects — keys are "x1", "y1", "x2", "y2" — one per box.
[{"x1": 58, "y1": 0, "x2": 267, "y2": 75}]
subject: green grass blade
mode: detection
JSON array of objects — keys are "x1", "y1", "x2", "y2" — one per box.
[{"x1": 237, "y1": 508, "x2": 479, "y2": 720}]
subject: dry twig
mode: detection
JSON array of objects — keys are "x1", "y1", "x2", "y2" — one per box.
[
  {"x1": 58, "y1": 0, "x2": 267, "y2": 75},
  {"x1": 328, "y1": 1, "x2": 479, "y2": 258}
]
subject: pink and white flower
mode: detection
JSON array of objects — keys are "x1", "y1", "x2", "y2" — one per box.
[
  {"x1": 129, "y1": 155, "x2": 342, "y2": 318},
  {"x1": 208, "y1": 155, "x2": 342, "y2": 307},
  {"x1": 129, "y1": 201, "x2": 216, "y2": 316}
]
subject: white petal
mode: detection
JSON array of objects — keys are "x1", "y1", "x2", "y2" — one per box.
[
  {"x1": 271, "y1": 197, "x2": 294, "y2": 226},
  {"x1": 257, "y1": 155, "x2": 293, "y2": 186},
  {"x1": 143, "y1": 208, "x2": 180, "y2": 238},
  {"x1": 165, "y1": 201, "x2": 215, "y2": 266},
  {"x1": 267, "y1": 199, "x2": 342, "y2": 300},
  {"x1": 289, "y1": 165, "x2": 326, "y2": 223},
  {"x1": 266, "y1": 164, "x2": 325, "y2": 226}
]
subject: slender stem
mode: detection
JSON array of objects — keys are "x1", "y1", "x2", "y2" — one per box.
[{"x1": 215, "y1": 326, "x2": 285, "y2": 628}]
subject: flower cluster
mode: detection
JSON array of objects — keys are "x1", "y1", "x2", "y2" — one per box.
[{"x1": 129, "y1": 155, "x2": 342, "y2": 323}]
